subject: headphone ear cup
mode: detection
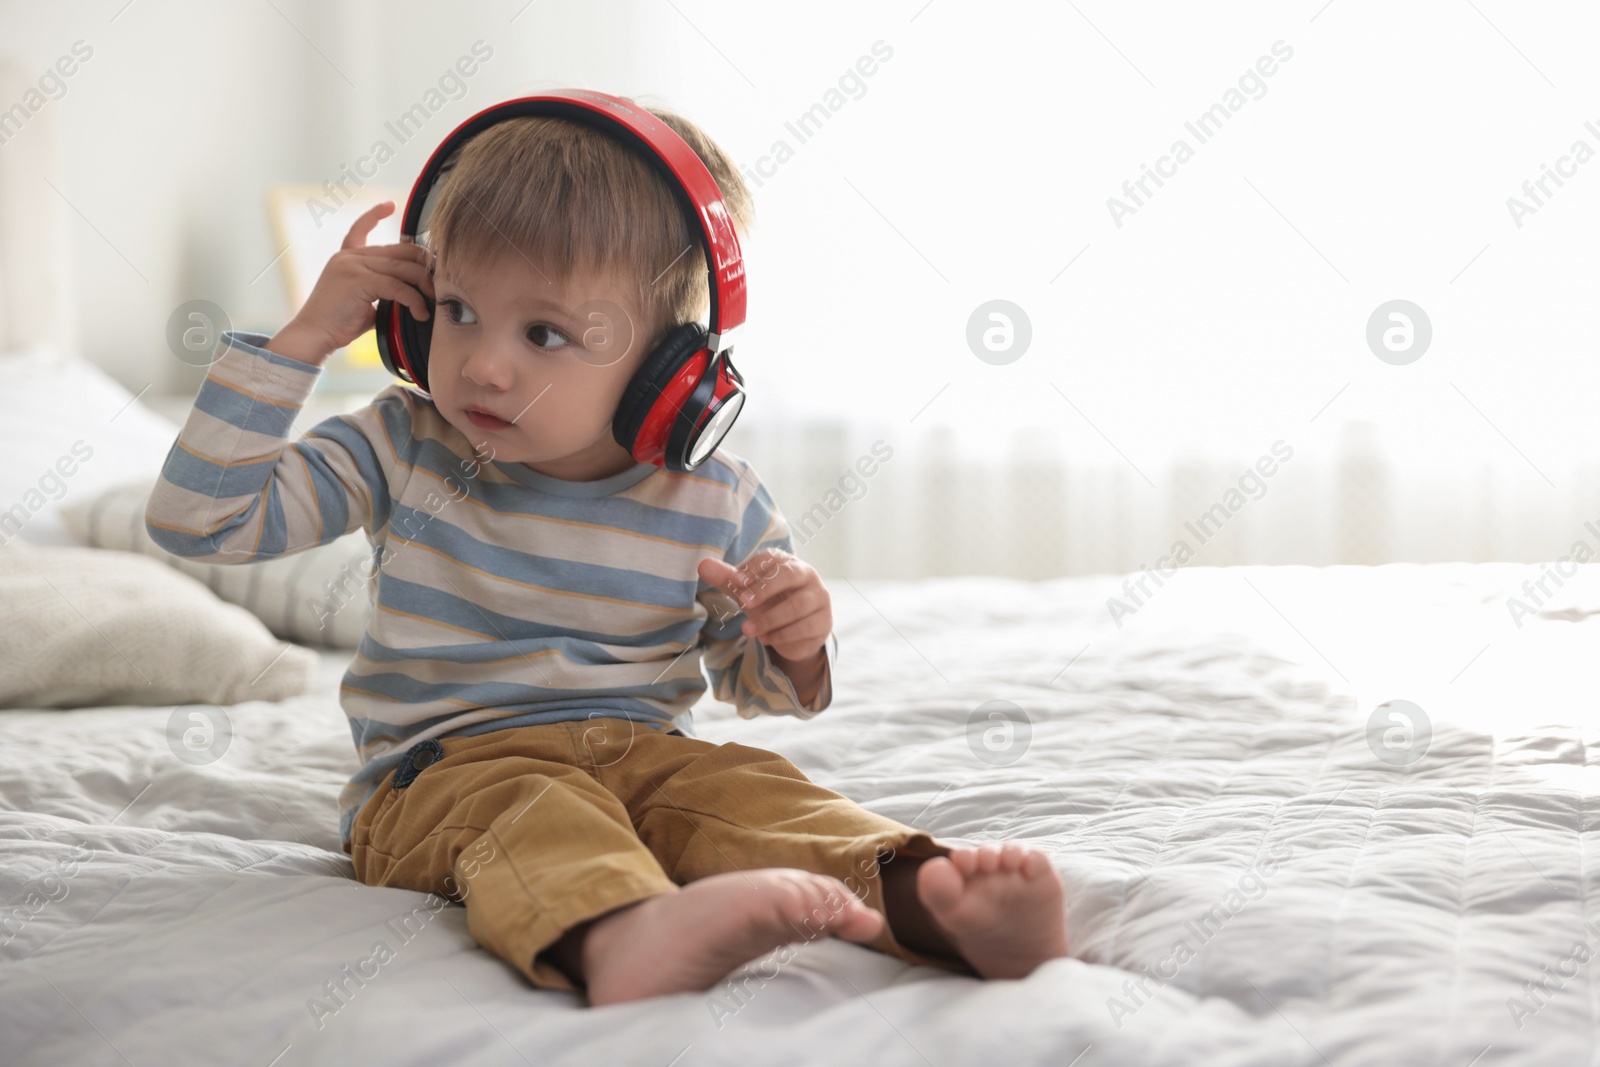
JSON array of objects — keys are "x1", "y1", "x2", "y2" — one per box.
[
  {"x1": 401, "y1": 297, "x2": 435, "y2": 392},
  {"x1": 374, "y1": 297, "x2": 435, "y2": 391},
  {"x1": 375, "y1": 298, "x2": 405, "y2": 380},
  {"x1": 613, "y1": 322, "x2": 708, "y2": 458}
]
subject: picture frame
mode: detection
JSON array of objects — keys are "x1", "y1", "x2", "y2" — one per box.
[{"x1": 265, "y1": 182, "x2": 408, "y2": 392}]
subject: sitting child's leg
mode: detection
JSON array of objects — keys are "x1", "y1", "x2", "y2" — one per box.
[
  {"x1": 349, "y1": 725, "x2": 679, "y2": 993},
  {"x1": 538, "y1": 865, "x2": 886, "y2": 1004},
  {"x1": 591, "y1": 729, "x2": 1070, "y2": 981},
  {"x1": 349, "y1": 722, "x2": 891, "y2": 1004}
]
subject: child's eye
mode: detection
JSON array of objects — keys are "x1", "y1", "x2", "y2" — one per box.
[
  {"x1": 527, "y1": 324, "x2": 571, "y2": 349},
  {"x1": 441, "y1": 299, "x2": 477, "y2": 326}
]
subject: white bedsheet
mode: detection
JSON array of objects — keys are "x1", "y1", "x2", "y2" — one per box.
[{"x1": 4, "y1": 563, "x2": 1600, "y2": 1066}]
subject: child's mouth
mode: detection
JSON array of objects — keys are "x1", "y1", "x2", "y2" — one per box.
[{"x1": 465, "y1": 407, "x2": 513, "y2": 431}]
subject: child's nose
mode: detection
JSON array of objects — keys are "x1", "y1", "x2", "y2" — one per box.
[{"x1": 459, "y1": 344, "x2": 514, "y2": 391}]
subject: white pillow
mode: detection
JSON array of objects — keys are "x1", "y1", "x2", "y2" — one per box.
[
  {"x1": 60, "y1": 479, "x2": 374, "y2": 649},
  {"x1": 0, "y1": 542, "x2": 316, "y2": 708},
  {"x1": 0, "y1": 351, "x2": 179, "y2": 547}
]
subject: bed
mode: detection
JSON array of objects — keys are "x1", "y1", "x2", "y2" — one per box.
[
  {"x1": 5, "y1": 559, "x2": 1600, "y2": 1066},
  {"x1": 5, "y1": 53, "x2": 1597, "y2": 1067}
]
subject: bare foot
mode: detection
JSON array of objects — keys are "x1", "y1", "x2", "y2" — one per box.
[
  {"x1": 915, "y1": 843, "x2": 1068, "y2": 980},
  {"x1": 577, "y1": 868, "x2": 885, "y2": 1006}
]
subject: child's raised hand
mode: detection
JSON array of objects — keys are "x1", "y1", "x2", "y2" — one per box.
[
  {"x1": 265, "y1": 201, "x2": 435, "y2": 366},
  {"x1": 698, "y1": 549, "x2": 832, "y2": 667}
]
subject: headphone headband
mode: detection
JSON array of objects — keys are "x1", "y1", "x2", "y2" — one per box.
[{"x1": 398, "y1": 89, "x2": 745, "y2": 354}]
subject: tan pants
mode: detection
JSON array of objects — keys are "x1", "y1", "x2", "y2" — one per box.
[{"x1": 348, "y1": 717, "x2": 972, "y2": 991}]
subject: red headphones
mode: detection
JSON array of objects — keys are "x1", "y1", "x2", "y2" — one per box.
[{"x1": 375, "y1": 89, "x2": 748, "y2": 473}]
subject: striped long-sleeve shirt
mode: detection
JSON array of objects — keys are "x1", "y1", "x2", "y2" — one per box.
[{"x1": 145, "y1": 331, "x2": 838, "y2": 850}]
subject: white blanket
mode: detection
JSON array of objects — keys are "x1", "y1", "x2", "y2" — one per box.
[{"x1": 4, "y1": 563, "x2": 1597, "y2": 1066}]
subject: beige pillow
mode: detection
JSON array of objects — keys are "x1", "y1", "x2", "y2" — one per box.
[
  {"x1": 0, "y1": 542, "x2": 316, "y2": 708},
  {"x1": 61, "y1": 478, "x2": 373, "y2": 649}
]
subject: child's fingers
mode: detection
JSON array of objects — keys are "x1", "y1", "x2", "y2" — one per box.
[
  {"x1": 731, "y1": 560, "x2": 807, "y2": 611},
  {"x1": 701, "y1": 552, "x2": 814, "y2": 614},
  {"x1": 350, "y1": 241, "x2": 433, "y2": 267},
  {"x1": 755, "y1": 617, "x2": 825, "y2": 653},
  {"x1": 364, "y1": 274, "x2": 431, "y2": 320},
  {"x1": 697, "y1": 557, "x2": 741, "y2": 593},
  {"x1": 744, "y1": 598, "x2": 824, "y2": 646},
  {"x1": 341, "y1": 201, "x2": 395, "y2": 251},
  {"x1": 362, "y1": 256, "x2": 434, "y2": 298},
  {"x1": 739, "y1": 548, "x2": 794, "y2": 579},
  {"x1": 744, "y1": 586, "x2": 820, "y2": 633}
]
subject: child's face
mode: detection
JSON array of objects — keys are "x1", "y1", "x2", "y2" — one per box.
[{"x1": 427, "y1": 248, "x2": 654, "y2": 481}]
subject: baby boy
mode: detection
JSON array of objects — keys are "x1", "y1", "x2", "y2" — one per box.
[{"x1": 144, "y1": 99, "x2": 1068, "y2": 1005}]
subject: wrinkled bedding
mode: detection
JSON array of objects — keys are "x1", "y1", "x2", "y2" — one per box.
[{"x1": 4, "y1": 563, "x2": 1600, "y2": 1066}]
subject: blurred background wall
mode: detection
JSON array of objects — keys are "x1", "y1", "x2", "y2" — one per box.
[{"x1": 3, "y1": 0, "x2": 1598, "y2": 578}]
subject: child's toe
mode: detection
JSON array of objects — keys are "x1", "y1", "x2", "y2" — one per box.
[
  {"x1": 835, "y1": 898, "x2": 885, "y2": 942},
  {"x1": 949, "y1": 847, "x2": 980, "y2": 877},
  {"x1": 917, "y1": 855, "x2": 966, "y2": 913},
  {"x1": 1021, "y1": 849, "x2": 1052, "y2": 879}
]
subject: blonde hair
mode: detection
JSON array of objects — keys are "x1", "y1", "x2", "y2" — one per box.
[{"x1": 426, "y1": 103, "x2": 754, "y2": 347}]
